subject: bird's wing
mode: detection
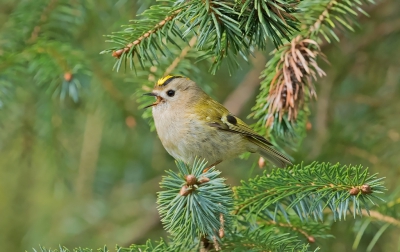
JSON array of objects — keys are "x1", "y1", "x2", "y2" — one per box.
[
  {"x1": 203, "y1": 99, "x2": 273, "y2": 145},
  {"x1": 204, "y1": 99, "x2": 292, "y2": 167}
]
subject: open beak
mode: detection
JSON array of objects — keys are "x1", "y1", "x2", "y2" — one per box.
[{"x1": 143, "y1": 92, "x2": 162, "y2": 108}]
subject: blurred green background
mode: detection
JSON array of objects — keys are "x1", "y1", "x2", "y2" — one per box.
[{"x1": 0, "y1": 0, "x2": 399, "y2": 251}]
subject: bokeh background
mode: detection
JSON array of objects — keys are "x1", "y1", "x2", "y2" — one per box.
[{"x1": 0, "y1": 0, "x2": 399, "y2": 251}]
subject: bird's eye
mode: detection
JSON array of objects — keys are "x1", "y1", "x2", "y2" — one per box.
[{"x1": 166, "y1": 90, "x2": 175, "y2": 97}]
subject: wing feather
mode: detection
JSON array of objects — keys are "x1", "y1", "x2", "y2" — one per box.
[{"x1": 200, "y1": 97, "x2": 292, "y2": 167}]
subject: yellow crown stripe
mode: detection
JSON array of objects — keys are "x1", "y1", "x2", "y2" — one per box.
[
  {"x1": 157, "y1": 75, "x2": 174, "y2": 86},
  {"x1": 156, "y1": 75, "x2": 187, "y2": 86}
]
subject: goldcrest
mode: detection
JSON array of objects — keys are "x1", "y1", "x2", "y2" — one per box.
[{"x1": 144, "y1": 75, "x2": 292, "y2": 168}]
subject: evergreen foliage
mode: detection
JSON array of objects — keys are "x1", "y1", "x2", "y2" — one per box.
[
  {"x1": 98, "y1": 0, "x2": 395, "y2": 250},
  {"x1": 0, "y1": 0, "x2": 92, "y2": 103},
  {"x1": 102, "y1": 0, "x2": 301, "y2": 74},
  {"x1": 157, "y1": 159, "x2": 233, "y2": 247},
  {"x1": 351, "y1": 192, "x2": 400, "y2": 251},
  {"x1": 251, "y1": 0, "x2": 376, "y2": 147},
  {"x1": 236, "y1": 163, "x2": 385, "y2": 221},
  {"x1": 222, "y1": 228, "x2": 313, "y2": 252},
  {"x1": 1, "y1": 0, "x2": 399, "y2": 251},
  {"x1": 33, "y1": 160, "x2": 386, "y2": 251}
]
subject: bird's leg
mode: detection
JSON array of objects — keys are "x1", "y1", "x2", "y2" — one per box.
[{"x1": 203, "y1": 160, "x2": 222, "y2": 173}]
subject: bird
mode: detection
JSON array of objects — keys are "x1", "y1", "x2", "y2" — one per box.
[{"x1": 144, "y1": 75, "x2": 292, "y2": 168}]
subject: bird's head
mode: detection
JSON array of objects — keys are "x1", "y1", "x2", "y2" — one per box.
[{"x1": 144, "y1": 75, "x2": 203, "y2": 109}]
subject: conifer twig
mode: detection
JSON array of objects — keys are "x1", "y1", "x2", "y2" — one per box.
[
  {"x1": 264, "y1": 220, "x2": 315, "y2": 243},
  {"x1": 234, "y1": 163, "x2": 385, "y2": 220},
  {"x1": 163, "y1": 36, "x2": 197, "y2": 76},
  {"x1": 157, "y1": 159, "x2": 233, "y2": 246},
  {"x1": 308, "y1": 0, "x2": 336, "y2": 34},
  {"x1": 252, "y1": 0, "x2": 373, "y2": 143},
  {"x1": 28, "y1": 0, "x2": 59, "y2": 43},
  {"x1": 362, "y1": 210, "x2": 400, "y2": 227},
  {"x1": 112, "y1": 10, "x2": 181, "y2": 59}
]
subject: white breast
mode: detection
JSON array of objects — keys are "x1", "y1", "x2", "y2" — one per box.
[
  {"x1": 152, "y1": 102, "x2": 191, "y2": 162},
  {"x1": 153, "y1": 103, "x2": 249, "y2": 165}
]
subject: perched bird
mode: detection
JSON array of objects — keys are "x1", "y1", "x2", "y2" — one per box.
[{"x1": 144, "y1": 75, "x2": 292, "y2": 168}]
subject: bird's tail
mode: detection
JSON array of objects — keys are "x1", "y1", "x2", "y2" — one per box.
[{"x1": 248, "y1": 138, "x2": 293, "y2": 168}]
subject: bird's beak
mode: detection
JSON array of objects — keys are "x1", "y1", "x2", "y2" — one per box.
[
  {"x1": 143, "y1": 92, "x2": 157, "y2": 97},
  {"x1": 143, "y1": 92, "x2": 162, "y2": 108}
]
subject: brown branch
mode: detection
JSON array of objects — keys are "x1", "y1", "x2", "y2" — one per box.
[
  {"x1": 33, "y1": 45, "x2": 75, "y2": 82},
  {"x1": 42, "y1": 46, "x2": 71, "y2": 72},
  {"x1": 263, "y1": 1, "x2": 383, "y2": 129},
  {"x1": 308, "y1": 0, "x2": 336, "y2": 35},
  {"x1": 112, "y1": 10, "x2": 181, "y2": 59},
  {"x1": 362, "y1": 210, "x2": 400, "y2": 227},
  {"x1": 163, "y1": 36, "x2": 197, "y2": 76},
  {"x1": 234, "y1": 181, "x2": 375, "y2": 215},
  {"x1": 319, "y1": 1, "x2": 389, "y2": 50},
  {"x1": 27, "y1": 0, "x2": 59, "y2": 44},
  {"x1": 147, "y1": 36, "x2": 197, "y2": 83},
  {"x1": 265, "y1": 220, "x2": 315, "y2": 243}
]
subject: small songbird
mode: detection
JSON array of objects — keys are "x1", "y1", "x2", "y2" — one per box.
[{"x1": 144, "y1": 75, "x2": 292, "y2": 168}]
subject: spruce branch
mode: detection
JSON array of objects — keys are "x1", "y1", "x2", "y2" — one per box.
[
  {"x1": 222, "y1": 227, "x2": 313, "y2": 251},
  {"x1": 0, "y1": 1, "x2": 53, "y2": 50},
  {"x1": 163, "y1": 36, "x2": 198, "y2": 76},
  {"x1": 252, "y1": 36, "x2": 326, "y2": 131},
  {"x1": 178, "y1": 0, "x2": 248, "y2": 74},
  {"x1": 34, "y1": 240, "x2": 178, "y2": 252},
  {"x1": 238, "y1": 0, "x2": 300, "y2": 48},
  {"x1": 27, "y1": 0, "x2": 59, "y2": 44},
  {"x1": 110, "y1": 10, "x2": 182, "y2": 60},
  {"x1": 33, "y1": 245, "x2": 93, "y2": 252},
  {"x1": 0, "y1": 0, "x2": 89, "y2": 50},
  {"x1": 117, "y1": 239, "x2": 176, "y2": 252},
  {"x1": 144, "y1": 35, "x2": 197, "y2": 85},
  {"x1": 361, "y1": 209, "x2": 400, "y2": 227},
  {"x1": 102, "y1": 0, "x2": 302, "y2": 73},
  {"x1": 352, "y1": 216, "x2": 392, "y2": 251},
  {"x1": 351, "y1": 193, "x2": 400, "y2": 250},
  {"x1": 251, "y1": 0, "x2": 374, "y2": 145},
  {"x1": 301, "y1": 0, "x2": 374, "y2": 42},
  {"x1": 0, "y1": 0, "x2": 92, "y2": 105},
  {"x1": 262, "y1": 219, "x2": 332, "y2": 243},
  {"x1": 234, "y1": 162, "x2": 385, "y2": 221},
  {"x1": 100, "y1": 1, "x2": 184, "y2": 71},
  {"x1": 157, "y1": 159, "x2": 233, "y2": 249},
  {"x1": 27, "y1": 41, "x2": 91, "y2": 102}
]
